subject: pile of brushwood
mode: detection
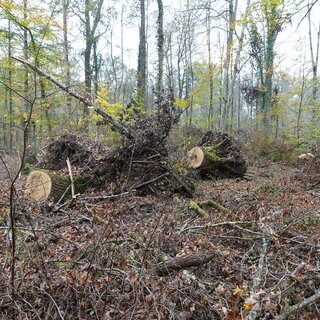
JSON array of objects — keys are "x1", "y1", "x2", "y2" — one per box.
[
  {"x1": 38, "y1": 92, "x2": 194, "y2": 198},
  {"x1": 32, "y1": 94, "x2": 250, "y2": 203}
]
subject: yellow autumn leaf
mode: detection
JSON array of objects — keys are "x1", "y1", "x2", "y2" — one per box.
[{"x1": 243, "y1": 303, "x2": 252, "y2": 311}]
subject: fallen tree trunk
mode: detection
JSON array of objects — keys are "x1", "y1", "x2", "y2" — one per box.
[
  {"x1": 188, "y1": 146, "x2": 232, "y2": 173},
  {"x1": 24, "y1": 170, "x2": 86, "y2": 202},
  {"x1": 188, "y1": 132, "x2": 247, "y2": 178},
  {"x1": 153, "y1": 250, "x2": 216, "y2": 276}
]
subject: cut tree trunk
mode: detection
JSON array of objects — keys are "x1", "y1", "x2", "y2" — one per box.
[
  {"x1": 188, "y1": 146, "x2": 231, "y2": 177},
  {"x1": 188, "y1": 145, "x2": 246, "y2": 178},
  {"x1": 188, "y1": 146, "x2": 223, "y2": 168},
  {"x1": 24, "y1": 170, "x2": 86, "y2": 202}
]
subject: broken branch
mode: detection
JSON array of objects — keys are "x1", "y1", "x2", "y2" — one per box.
[
  {"x1": 153, "y1": 250, "x2": 216, "y2": 276},
  {"x1": 12, "y1": 56, "x2": 134, "y2": 140},
  {"x1": 275, "y1": 289, "x2": 320, "y2": 320}
]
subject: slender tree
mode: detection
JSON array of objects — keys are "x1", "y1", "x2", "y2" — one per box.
[
  {"x1": 229, "y1": 0, "x2": 251, "y2": 130},
  {"x1": 8, "y1": 18, "x2": 13, "y2": 153},
  {"x1": 156, "y1": 0, "x2": 164, "y2": 97},
  {"x1": 308, "y1": 1, "x2": 320, "y2": 115},
  {"x1": 222, "y1": 0, "x2": 237, "y2": 132},
  {"x1": 62, "y1": 0, "x2": 72, "y2": 118},
  {"x1": 83, "y1": 0, "x2": 105, "y2": 117},
  {"x1": 137, "y1": 0, "x2": 147, "y2": 108},
  {"x1": 205, "y1": 0, "x2": 214, "y2": 128}
]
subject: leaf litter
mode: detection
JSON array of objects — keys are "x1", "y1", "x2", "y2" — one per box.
[{"x1": 0, "y1": 155, "x2": 319, "y2": 319}]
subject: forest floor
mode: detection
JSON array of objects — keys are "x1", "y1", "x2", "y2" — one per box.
[{"x1": 0, "y1": 157, "x2": 319, "y2": 319}]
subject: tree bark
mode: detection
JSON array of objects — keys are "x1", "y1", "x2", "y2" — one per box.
[
  {"x1": 83, "y1": 0, "x2": 104, "y2": 118},
  {"x1": 62, "y1": 0, "x2": 72, "y2": 119},
  {"x1": 206, "y1": 0, "x2": 214, "y2": 128},
  {"x1": 188, "y1": 145, "x2": 247, "y2": 178},
  {"x1": 8, "y1": 18, "x2": 13, "y2": 153},
  {"x1": 25, "y1": 170, "x2": 86, "y2": 202},
  {"x1": 137, "y1": 0, "x2": 147, "y2": 108},
  {"x1": 156, "y1": 0, "x2": 164, "y2": 98},
  {"x1": 153, "y1": 250, "x2": 216, "y2": 276},
  {"x1": 222, "y1": 0, "x2": 237, "y2": 132}
]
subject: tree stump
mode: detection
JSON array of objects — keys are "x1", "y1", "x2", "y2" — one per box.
[{"x1": 24, "y1": 170, "x2": 85, "y2": 202}]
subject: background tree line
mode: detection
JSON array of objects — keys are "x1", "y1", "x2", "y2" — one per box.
[{"x1": 0, "y1": 0, "x2": 319, "y2": 155}]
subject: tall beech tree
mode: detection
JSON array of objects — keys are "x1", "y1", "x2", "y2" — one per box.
[
  {"x1": 62, "y1": 0, "x2": 72, "y2": 117},
  {"x1": 307, "y1": 0, "x2": 320, "y2": 135},
  {"x1": 137, "y1": 0, "x2": 147, "y2": 108},
  {"x1": 81, "y1": 0, "x2": 105, "y2": 117},
  {"x1": 156, "y1": 0, "x2": 164, "y2": 97},
  {"x1": 221, "y1": 0, "x2": 237, "y2": 132}
]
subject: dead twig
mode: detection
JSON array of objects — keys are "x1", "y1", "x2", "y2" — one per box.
[
  {"x1": 275, "y1": 289, "x2": 320, "y2": 320},
  {"x1": 181, "y1": 220, "x2": 255, "y2": 233},
  {"x1": 66, "y1": 158, "x2": 75, "y2": 199}
]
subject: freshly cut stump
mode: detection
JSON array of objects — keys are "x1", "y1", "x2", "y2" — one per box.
[{"x1": 25, "y1": 170, "x2": 71, "y2": 202}]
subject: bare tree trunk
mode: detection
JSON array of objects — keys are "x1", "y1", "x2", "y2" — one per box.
[
  {"x1": 156, "y1": 0, "x2": 164, "y2": 98},
  {"x1": 93, "y1": 39, "x2": 100, "y2": 98},
  {"x1": 23, "y1": 0, "x2": 31, "y2": 146},
  {"x1": 8, "y1": 19, "x2": 13, "y2": 153},
  {"x1": 83, "y1": 0, "x2": 104, "y2": 119},
  {"x1": 222, "y1": 0, "x2": 236, "y2": 132},
  {"x1": 165, "y1": 32, "x2": 174, "y2": 90},
  {"x1": 264, "y1": 33, "x2": 276, "y2": 134},
  {"x1": 62, "y1": 0, "x2": 72, "y2": 118},
  {"x1": 120, "y1": 3, "x2": 125, "y2": 104},
  {"x1": 184, "y1": 0, "x2": 195, "y2": 124},
  {"x1": 297, "y1": 69, "x2": 306, "y2": 143},
  {"x1": 308, "y1": 0, "x2": 320, "y2": 141},
  {"x1": 84, "y1": 0, "x2": 92, "y2": 118},
  {"x1": 137, "y1": 0, "x2": 147, "y2": 108},
  {"x1": 110, "y1": 28, "x2": 118, "y2": 101},
  {"x1": 206, "y1": 0, "x2": 214, "y2": 129},
  {"x1": 229, "y1": 0, "x2": 250, "y2": 131},
  {"x1": 261, "y1": 1, "x2": 285, "y2": 135}
]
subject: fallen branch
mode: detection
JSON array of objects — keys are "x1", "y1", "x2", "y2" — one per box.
[
  {"x1": 181, "y1": 220, "x2": 255, "y2": 233},
  {"x1": 189, "y1": 199, "x2": 231, "y2": 216},
  {"x1": 247, "y1": 236, "x2": 269, "y2": 320},
  {"x1": 153, "y1": 250, "x2": 216, "y2": 276},
  {"x1": 200, "y1": 199, "x2": 231, "y2": 214},
  {"x1": 275, "y1": 289, "x2": 320, "y2": 320},
  {"x1": 189, "y1": 200, "x2": 208, "y2": 217},
  {"x1": 12, "y1": 56, "x2": 134, "y2": 140}
]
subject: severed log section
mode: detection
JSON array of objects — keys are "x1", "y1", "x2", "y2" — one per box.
[
  {"x1": 24, "y1": 170, "x2": 86, "y2": 202},
  {"x1": 153, "y1": 250, "x2": 216, "y2": 276},
  {"x1": 188, "y1": 145, "x2": 246, "y2": 178},
  {"x1": 188, "y1": 146, "x2": 231, "y2": 176},
  {"x1": 188, "y1": 146, "x2": 223, "y2": 169}
]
